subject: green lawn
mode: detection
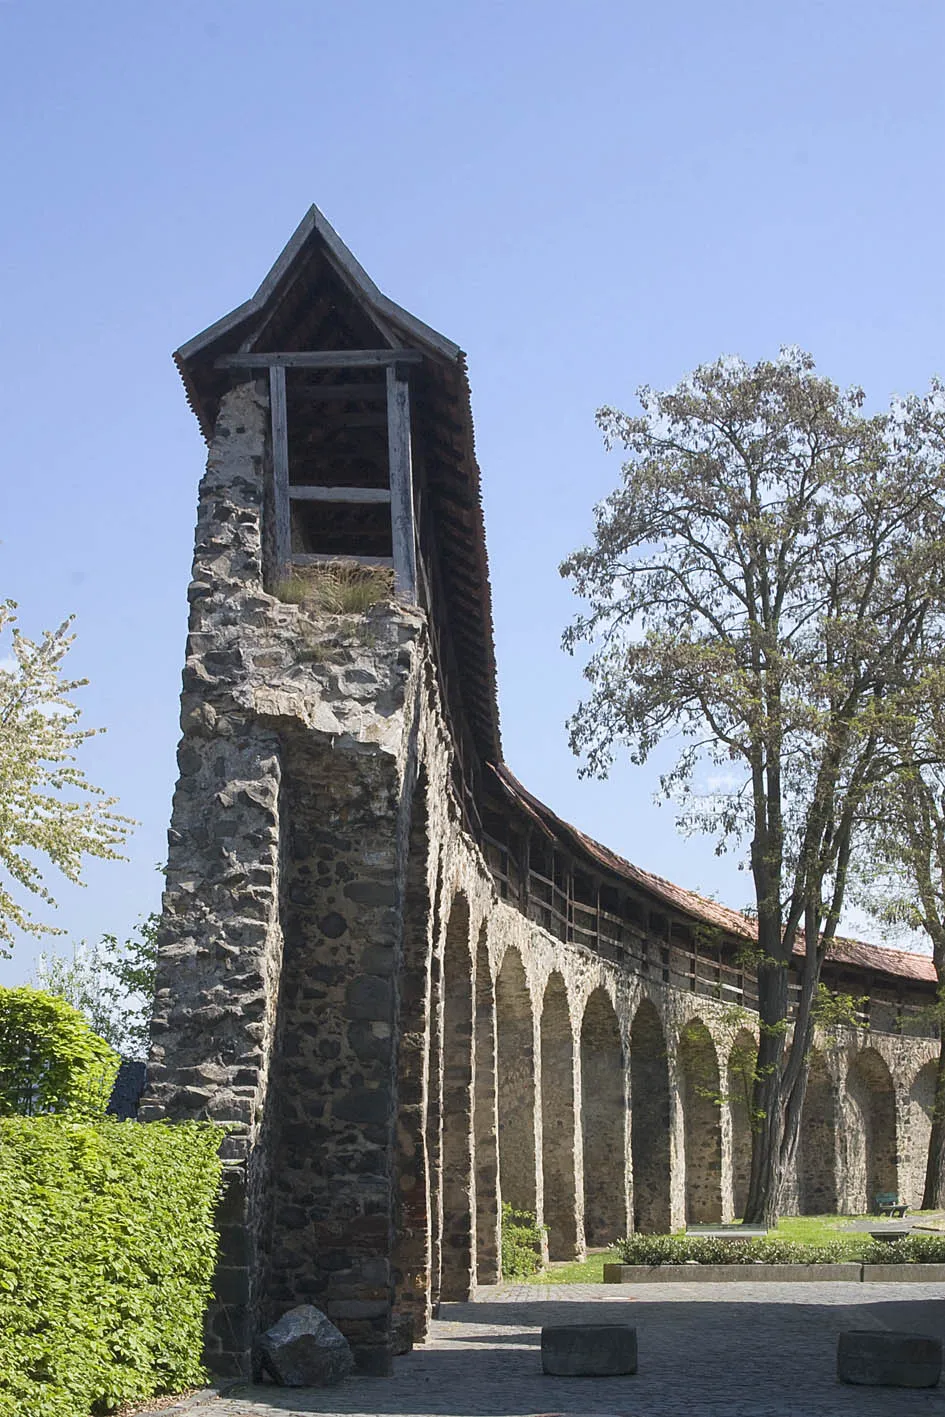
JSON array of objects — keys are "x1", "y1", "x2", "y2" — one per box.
[{"x1": 527, "y1": 1212, "x2": 940, "y2": 1283}]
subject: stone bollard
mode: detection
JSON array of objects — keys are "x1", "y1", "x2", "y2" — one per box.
[
  {"x1": 541, "y1": 1325, "x2": 638, "y2": 1377},
  {"x1": 837, "y1": 1331, "x2": 942, "y2": 1388}
]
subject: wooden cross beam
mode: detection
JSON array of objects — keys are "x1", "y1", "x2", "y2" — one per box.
[{"x1": 217, "y1": 349, "x2": 422, "y2": 370}]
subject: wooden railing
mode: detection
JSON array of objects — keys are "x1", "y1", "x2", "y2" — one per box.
[{"x1": 480, "y1": 829, "x2": 938, "y2": 1040}]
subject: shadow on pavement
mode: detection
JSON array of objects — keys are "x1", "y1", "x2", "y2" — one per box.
[{"x1": 224, "y1": 1291, "x2": 945, "y2": 1416}]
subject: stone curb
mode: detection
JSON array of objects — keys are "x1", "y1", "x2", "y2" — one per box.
[
  {"x1": 604, "y1": 1262, "x2": 863, "y2": 1283},
  {"x1": 862, "y1": 1263, "x2": 945, "y2": 1282},
  {"x1": 125, "y1": 1386, "x2": 230, "y2": 1416},
  {"x1": 604, "y1": 1261, "x2": 945, "y2": 1283}
]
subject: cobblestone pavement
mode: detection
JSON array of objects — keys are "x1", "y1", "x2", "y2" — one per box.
[{"x1": 144, "y1": 1282, "x2": 945, "y2": 1417}]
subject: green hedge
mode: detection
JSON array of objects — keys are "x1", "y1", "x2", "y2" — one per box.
[
  {"x1": 0, "y1": 1116, "x2": 222, "y2": 1417},
  {"x1": 616, "y1": 1231, "x2": 945, "y2": 1266},
  {"x1": 615, "y1": 1233, "x2": 853, "y2": 1265}
]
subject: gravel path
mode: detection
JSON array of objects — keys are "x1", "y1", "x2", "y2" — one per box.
[{"x1": 140, "y1": 1281, "x2": 945, "y2": 1417}]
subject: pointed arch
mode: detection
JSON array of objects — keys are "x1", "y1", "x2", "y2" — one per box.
[
  {"x1": 439, "y1": 893, "x2": 474, "y2": 1300},
  {"x1": 541, "y1": 973, "x2": 579, "y2": 1259},
  {"x1": 581, "y1": 987, "x2": 628, "y2": 1245},
  {"x1": 496, "y1": 947, "x2": 537, "y2": 1215},
  {"x1": 473, "y1": 924, "x2": 499, "y2": 1282},
  {"x1": 392, "y1": 774, "x2": 434, "y2": 1337},
  {"x1": 728, "y1": 1028, "x2": 756, "y2": 1219},
  {"x1": 629, "y1": 998, "x2": 671, "y2": 1234},
  {"x1": 798, "y1": 1048, "x2": 837, "y2": 1214},
  {"x1": 846, "y1": 1048, "x2": 897, "y2": 1212},
  {"x1": 680, "y1": 1019, "x2": 722, "y2": 1224},
  {"x1": 907, "y1": 1059, "x2": 937, "y2": 1209}
]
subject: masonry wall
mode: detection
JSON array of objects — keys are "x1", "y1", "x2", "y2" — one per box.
[{"x1": 143, "y1": 380, "x2": 942, "y2": 1379}]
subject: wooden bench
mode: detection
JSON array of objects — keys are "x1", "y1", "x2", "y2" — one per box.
[{"x1": 874, "y1": 1192, "x2": 908, "y2": 1217}]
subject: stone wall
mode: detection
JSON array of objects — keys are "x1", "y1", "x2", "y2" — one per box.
[{"x1": 143, "y1": 379, "x2": 942, "y2": 1379}]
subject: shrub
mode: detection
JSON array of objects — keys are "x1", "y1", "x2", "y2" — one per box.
[
  {"x1": 861, "y1": 1233, "x2": 945, "y2": 1264},
  {"x1": 0, "y1": 1115, "x2": 222, "y2": 1417},
  {"x1": 615, "y1": 1233, "x2": 851, "y2": 1265},
  {"x1": 0, "y1": 987, "x2": 120, "y2": 1116},
  {"x1": 501, "y1": 1203, "x2": 545, "y2": 1279}
]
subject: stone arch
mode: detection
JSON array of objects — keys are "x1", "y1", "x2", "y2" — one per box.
[
  {"x1": 439, "y1": 892, "x2": 474, "y2": 1300},
  {"x1": 629, "y1": 998, "x2": 671, "y2": 1233},
  {"x1": 846, "y1": 1048, "x2": 897, "y2": 1213},
  {"x1": 680, "y1": 1018, "x2": 722, "y2": 1223},
  {"x1": 906, "y1": 1059, "x2": 937, "y2": 1209},
  {"x1": 423, "y1": 859, "x2": 446, "y2": 1309},
  {"x1": 496, "y1": 946, "x2": 537, "y2": 1216},
  {"x1": 392, "y1": 773, "x2": 434, "y2": 1337},
  {"x1": 541, "y1": 972, "x2": 579, "y2": 1259},
  {"x1": 798, "y1": 1048, "x2": 837, "y2": 1214},
  {"x1": 728, "y1": 1028, "x2": 756, "y2": 1219},
  {"x1": 580, "y1": 986, "x2": 628, "y2": 1245},
  {"x1": 473, "y1": 924, "x2": 499, "y2": 1282}
]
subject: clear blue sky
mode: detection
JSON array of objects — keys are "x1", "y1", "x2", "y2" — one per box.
[{"x1": 1, "y1": 0, "x2": 942, "y2": 982}]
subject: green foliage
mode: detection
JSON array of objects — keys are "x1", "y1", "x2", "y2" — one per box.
[
  {"x1": 501, "y1": 1203, "x2": 545, "y2": 1279},
  {"x1": 811, "y1": 982, "x2": 868, "y2": 1040},
  {"x1": 0, "y1": 988, "x2": 120, "y2": 1117},
  {"x1": 0, "y1": 1115, "x2": 222, "y2": 1417},
  {"x1": 615, "y1": 1233, "x2": 852, "y2": 1265},
  {"x1": 0, "y1": 603, "x2": 133, "y2": 954},
  {"x1": 860, "y1": 1233, "x2": 945, "y2": 1264},
  {"x1": 33, "y1": 915, "x2": 159, "y2": 1057}
]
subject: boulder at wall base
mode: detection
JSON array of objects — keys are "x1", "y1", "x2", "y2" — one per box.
[{"x1": 253, "y1": 1305, "x2": 355, "y2": 1386}]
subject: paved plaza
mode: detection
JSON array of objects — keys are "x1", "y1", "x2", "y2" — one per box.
[{"x1": 148, "y1": 1281, "x2": 945, "y2": 1417}]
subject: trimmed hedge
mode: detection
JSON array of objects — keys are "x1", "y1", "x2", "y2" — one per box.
[
  {"x1": 0, "y1": 1116, "x2": 222, "y2": 1417},
  {"x1": 616, "y1": 1233, "x2": 853, "y2": 1265},
  {"x1": 616, "y1": 1231, "x2": 945, "y2": 1266},
  {"x1": 0, "y1": 988, "x2": 120, "y2": 1117}
]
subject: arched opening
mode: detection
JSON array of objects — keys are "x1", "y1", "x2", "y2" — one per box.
[
  {"x1": 907, "y1": 1060, "x2": 937, "y2": 1210},
  {"x1": 423, "y1": 862, "x2": 445, "y2": 1308},
  {"x1": 496, "y1": 947, "x2": 537, "y2": 1216},
  {"x1": 391, "y1": 776, "x2": 434, "y2": 1337},
  {"x1": 847, "y1": 1049, "x2": 897, "y2": 1213},
  {"x1": 798, "y1": 1049, "x2": 837, "y2": 1214},
  {"x1": 580, "y1": 987, "x2": 628, "y2": 1245},
  {"x1": 680, "y1": 1019, "x2": 722, "y2": 1223},
  {"x1": 473, "y1": 926, "x2": 499, "y2": 1283},
  {"x1": 439, "y1": 894, "x2": 474, "y2": 1300},
  {"x1": 541, "y1": 973, "x2": 579, "y2": 1259},
  {"x1": 728, "y1": 1029, "x2": 756, "y2": 1219},
  {"x1": 629, "y1": 998, "x2": 671, "y2": 1233}
]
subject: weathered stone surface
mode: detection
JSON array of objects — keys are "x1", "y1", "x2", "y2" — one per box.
[
  {"x1": 254, "y1": 1305, "x2": 354, "y2": 1387},
  {"x1": 541, "y1": 1324, "x2": 637, "y2": 1377},
  {"x1": 837, "y1": 1330, "x2": 941, "y2": 1387}
]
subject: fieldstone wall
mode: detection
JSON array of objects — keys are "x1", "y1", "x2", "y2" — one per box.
[{"x1": 145, "y1": 378, "x2": 942, "y2": 1379}]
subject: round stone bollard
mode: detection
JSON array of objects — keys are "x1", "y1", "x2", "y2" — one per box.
[
  {"x1": 541, "y1": 1324, "x2": 638, "y2": 1377},
  {"x1": 837, "y1": 1331, "x2": 942, "y2": 1388}
]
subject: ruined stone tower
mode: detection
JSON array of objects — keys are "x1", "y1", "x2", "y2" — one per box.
[{"x1": 143, "y1": 207, "x2": 942, "y2": 1379}]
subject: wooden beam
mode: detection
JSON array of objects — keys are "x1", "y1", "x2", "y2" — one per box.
[
  {"x1": 291, "y1": 553, "x2": 394, "y2": 567},
  {"x1": 386, "y1": 365, "x2": 418, "y2": 603},
  {"x1": 269, "y1": 365, "x2": 290, "y2": 580},
  {"x1": 288, "y1": 486, "x2": 391, "y2": 504},
  {"x1": 217, "y1": 349, "x2": 422, "y2": 370}
]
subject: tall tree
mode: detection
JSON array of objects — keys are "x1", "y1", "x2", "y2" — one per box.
[
  {"x1": 562, "y1": 351, "x2": 945, "y2": 1222},
  {"x1": 32, "y1": 914, "x2": 159, "y2": 1057},
  {"x1": 855, "y1": 669, "x2": 945, "y2": 1207},
  {"x1": 0, "y1": 603, "x2": 132, "y2": 953}
]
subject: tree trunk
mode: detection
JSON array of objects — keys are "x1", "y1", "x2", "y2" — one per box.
[
  {"x1": 923, "y1": 1033, "x2": 945, "y2": 1208},
  {"x1": 743, "y1": 957, "x2": 789, "y2": 1226}
]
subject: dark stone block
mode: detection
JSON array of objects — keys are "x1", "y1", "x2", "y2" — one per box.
[
  {"x1": 344, "y1": 880, "x2": 396, "y2": 907},
  {"x1": 541, "y1": 1325, "x2": 638, "y2": 1377},
  {"x1": 254, "y1": 1305, "x2": 354, "y2": 1387},
  {"x1": 838, "y1": 1331, "x2": 941, "y2": 1387}
]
